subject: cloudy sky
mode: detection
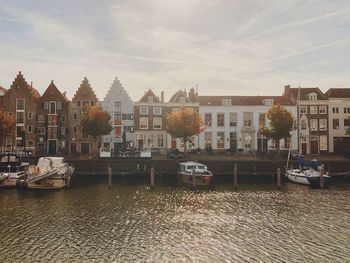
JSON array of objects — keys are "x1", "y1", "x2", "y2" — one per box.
[{"x1": 0, "y1": 0, "x2": 349, "y2": 101}]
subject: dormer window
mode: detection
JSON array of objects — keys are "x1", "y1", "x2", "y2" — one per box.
[
  {"x1": 264, "y1": 99, "x2": 273, "y2": 106},
  {"x1": 179, "y1": 97, "x2": 186, "y2": 103},
  {"x1": 222, "y1": 99, "x2": 231, "y2": 106},
  {"x1": 148, "y1": 96, "x2": 153, "y2": 103},
  {"x1": 309, "y1": 93, "x2": 317, "y2": 101}
]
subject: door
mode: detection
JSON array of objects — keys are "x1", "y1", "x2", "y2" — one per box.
[
  {"x1": 257, "y1": 138, "x2": 267, "y2": 152},
  {"x1": 310, "y1": 141, "x2": 318, "y2": 154},
  {"x1": 81, "y1": 143, "x2": 90, "y2": 154},
  {"x1": 302, "y1": 143, "x2": 307, "y2": 154},
  {"x1": 138, "y1": 140, "x2": 143, "y2": 151},
  {"x1": 48, "y1": 140, "x2": 57, "y2": 155},
  {"x1": 70, "y1": 143, "x2": 77, "y2": 154}
]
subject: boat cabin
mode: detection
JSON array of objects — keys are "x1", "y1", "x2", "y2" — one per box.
[
  {"x1": 179, "y1": 161, "x2": 208, "y2": 174},
  {"x1": 0, "y1": 153, "x2": 28, "y2": 173}
]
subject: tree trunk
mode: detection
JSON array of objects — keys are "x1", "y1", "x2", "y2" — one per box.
[
  {"x1": 277, "y1": 140, "x2": 281, "y2": 155},
  {"x1": 183, "y1": 138, "x2": 187, "y2": 154}
]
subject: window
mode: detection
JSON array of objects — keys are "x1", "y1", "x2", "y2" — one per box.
[
  {"x1": 204, "y1": 132, "x2": 212, "y2": 149},
  {"x1": 16, "y1": 112, "x2": 24, "y2": 124},
  {"x1": 37, "y1": 127, "x2": 45, "y2": 134},
  {"x1": 73, "y1": 113, "x2": 77, "y2": 120},
  {"x1": 301, "y1": 119, "x2": 307, "y2": 130},
  {"x1": 172, "y1": 108, "x2": 180, "y2": 113},
  {"x1": 157, "y1": 134, "x2": 164, "y2": 148},
  {"x1": 73, "y1": 126, "x2": 77, "y2": 133},
  {"x1": 319, "y1": 106, "x2": 326, "y2": 114},
  {"x1": 122, "y1": 114, "x2": 133, "y2": 120},
  {"x1": 140, "y1": 107, "x2": 148, "y2": 115},
  {"x1": 310, "y1": 119, "x2": 318, "y2": 131},
  {"x1": 264, "y1": 99, "x2": 273, "y2": 105},
  {"x1": 153, "y1": 107, "x2": 162, "y2": 115},
  {"x1": 27, "y1": 126, "x2": 32, "y2": 133},
  {"x1": 310, "y1": 106, "x2": 318, "y2": 115},
  {"x1": 123, "y1": 126, "x2": 134, "y2": 132},
  {"x1": 48, "y1": 115, "x2": 57, "y2": 126},
  {"x1": 243, "y1": 112, "x2": 253, "y2": 127},
  {"x1": 44, "y1": 101, "x2": 49, "y2": 109},
  {"x1": 344, "y1": 108, "x2": 350, "y2": 114},
  {"x1": 148, "y1": 96, "x2": 153, "y2": 103},
  {"x1": 148, "y1": 134, "x2": 154, "y2": 148},
  {"x1": 179, "y1": 97, "x2": 186, "y2": 103},
  {"x1": 259, "y1": 113, "x2": 265, "y2": 129},
  {"x1": 140, "y1": 117, "x2": 148, "y2": 129},
  {"x1": 222, "y1": 99, "x2": 231, "y2": 106},
  {"x1": 332, "y1": 107, "x2": 339, "y2": 114},
  {"x1": 49, "y1": 101, "x2": 56, "y2": 114},
  {"x1": 217, "y1": 132, "x2": 225, "y2": 149},
  {"x1": 61, "y1": 115, "x2": 66, "y2": 123},
  {"x1": 309, "y1": 93, "x2": 317, "y2": 101},
  {"x1": 114, "y1": 114, "x2": 122, "y2": 125},
  {"x1": 344, "y1": 119, "x2": 350, "y2": 129},
  {"x1": 16, "y1": 98, "x2": 25, "y2": 110},
  {"x1": 217, "y1": 113, "x2": 224, "y2": 127},
  {"x1": 61, "y1": 127, "x2": 66, "y2": 135},
  {"x1": 319, "y1": 119, "x2": 327, "y2": 131},
  {"x1": 229, "y1": 113, "x2": 237, "y2": 127},
  {"x1": 114, "y1": 101, "x2": 122, "y2": 112},
  {"x1": 57, "y1": 101, "x2": 62, "y2": 110},
  {"x1": 333, "y1": 119, "x2": 339, "y2": 130},
  {"x1": 114, "y1": 127, "x2": 122, "y2": 138},
  {"x1": 153, "y1": 117, "x2": 162, "y2": 129},
  {"x1": 27, "y1": 140, "x2": 34, "y2": 148},
  {"x1": 204, "y1": 113, "x2": 212, "y2": 126},
  {"x1": 28, "y1": 112, "x2": 33, "y2": 120},
  {"x1": 48, "y1": 127, "x2": 57, "y2": 139},
  {"x1": 300, "y1": 106, "x2": 307, "y2": 115},
  {"x1": 320, "y1": 136, "x2": 327, "y2": 151}
]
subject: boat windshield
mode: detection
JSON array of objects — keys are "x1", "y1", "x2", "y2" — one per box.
[{"x1": 197, "y1": 165, "x2": 205, "y2": 170}]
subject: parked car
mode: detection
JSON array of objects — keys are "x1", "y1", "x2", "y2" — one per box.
[{"x1": 167, "y1": 148, "x2": 182, "y2": 159}]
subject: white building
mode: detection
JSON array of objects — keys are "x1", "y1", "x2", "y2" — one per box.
[
  {"x1": 101, "y1": 77, "x2": 134, "y2": 153},
  {"x1": 197, "y1": 96, "x2": 298, "y2": 153},
  {"x1": 325, "y1": 88, "x2": 350, "y2": 153}
]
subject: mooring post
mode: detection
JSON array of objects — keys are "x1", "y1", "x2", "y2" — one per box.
[
  {"x1": 234, "y1": 164, "x2": 238, "y2": 190},
  {"x1": 320, "y1": 166, "x2": 324, "y2": 189},
  {"x1": 108, "y1": 166, "x2": 112, "y2": 190},
  {"x1": 192, "y1": 168, "x2": 196, "y2": 189},
  {"x1": 150, "y1": 166, "x2": 155, "y2": 189},
  {"x1": 277, "y1": 168, "x2": 281, "y2": 190}
]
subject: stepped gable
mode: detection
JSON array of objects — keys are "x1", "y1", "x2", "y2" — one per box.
[
  {"x1": 72, "y1": 77, "x2": 98, "y2": 103},
  {"x1": 169, "y1": 89, "x2": 192, "y2": 103},
  {"x1": 104, "y1": 77, "x2": 132, "y2": 102},
  {"x1": 325, "y1": 88, "x2": 350, "y2": 98},
  {"x1": 198, "y1": 95, "x2": 294, "y2": 106},
  {"x1": 39, "y1": 80, "x2": 69, "y2": 103},
  {"x1": 138, "y1": 89, "x2": 160, "y2": 103},
  {"x1": 283, "y1": 86, "x2": 327, "y2": 102},
  {"x1": 8, "y1": 71, "x2": 40, "y2": 98}
]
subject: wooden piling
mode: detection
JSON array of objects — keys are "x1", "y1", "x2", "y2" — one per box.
[
  {"x1": 234, "y1": 164, "x2": 238, "y2": 190},
  {"x1": 192, "y1": 169, "x2": 196, "y2": 188},
  {"x1": 277, "y1": 168, "x2": 281, "y2": 190},
  {"x1": 108, "y1": 166, "x2": 112, "y2": 190},
  {"x1": 150, "y1": 167, "x2": 154, "y2": 189},
  {"x1": 320, "y1": 166, "x2": 324, "y2": 189}
]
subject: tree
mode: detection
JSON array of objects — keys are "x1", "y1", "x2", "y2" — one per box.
[
  {"x1": 166, "y1": 107, "x2": 203, "y2": 152},
  {"x1": 81, "y1": 105, "x2": 112, "y2": 154},
  {"x1": 260, "y1": 104, "x2": 293, "y2": 154},
  {"x1": 0, "y1": 110, "x2": 15, "y2": 147}
]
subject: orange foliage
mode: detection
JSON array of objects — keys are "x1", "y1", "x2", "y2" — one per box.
[{"x1": 0, "y1": 110, "x2": 15, "y2": 139}]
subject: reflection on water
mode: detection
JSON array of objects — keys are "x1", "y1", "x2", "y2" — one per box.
[{"x1": 0, "y1": 177, "x2": 349, "y2": 262}]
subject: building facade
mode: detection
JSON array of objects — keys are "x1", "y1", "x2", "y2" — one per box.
[
  {"x1": 283, "y1": 86, "x2": 329, "y2": 154},
  {"x1": 3, "y1": 72, "x2": 40, "y2": 152},
  {"x1": 36, "y1": 81, "x2": 70, "y2": 156},
  {"x1": 101, "y1": 77, "x2": 134, "y2": 153},
  {"x1": 0, "y1": 85, "x2": 6, "y2": 109},
  {"x1": 198, "y1": 95, "x2": 297, "y2": 153},
  {"x1": 68, "y1": 77, "x2": 99, "y2": 155},
  {"x1": 325, "y1": 88, "x2": 350, "y2": 153}
]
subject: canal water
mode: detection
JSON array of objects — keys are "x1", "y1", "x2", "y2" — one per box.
[{"x1": 0, "y1": 177, "x2": 349, "y2": 262}]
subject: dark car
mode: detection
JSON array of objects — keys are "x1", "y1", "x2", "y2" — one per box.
[{"x1": 167, "y1": 148, "x2": 182, "y2": 159}]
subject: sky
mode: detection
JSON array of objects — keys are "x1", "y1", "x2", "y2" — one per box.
[{"x1": 0, "y1": 0, "x2": 350, "y2": 101}]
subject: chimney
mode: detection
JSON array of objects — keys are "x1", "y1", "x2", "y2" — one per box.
[
  {"x1": 30, "y1": 81, "x2": 33, "y2": 88},
  {"x1": 161, "y1": 91, "x2": 164, "y2": 103}
]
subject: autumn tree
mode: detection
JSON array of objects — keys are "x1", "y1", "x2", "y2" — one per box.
[
  {"x1": 260, "y1": 104, "x2": 293, "y2": 154},
  {"x1": 166, "y1": 107, "x2": 203, "y2": 152},
  {"x1": 0, "y1": 109, "x2": 15, "y2": 147},
  {"x1": 81, "y1": 105, "x2": 112, "y2": 154}
]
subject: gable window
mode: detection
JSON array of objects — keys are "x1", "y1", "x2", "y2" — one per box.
[
  {"x1": 148, "y1": 96, "x2": 153, "y2": 103},
  {"x1": 179, "y1": 97, "x2": 186, "y2": 103},
  {"x1": 114, "y1": 101, "x2": 122, "y2": 112},
  {"x1": 309, "y1": 93, "x2": 317, "y2": 101},
  {"x1": 57, "y1": 101, "x2": 62, "y2": 110},
  {"x1": 49, "y1": 101, "x2": 56, "y2": 114},
  {"x1": 222, "y1": 99, "x2": 231, "y2": 106},
  {"x1": 140, "y1": 107, "x2": 148, "y2": 115},
  {"x1": 264, "y1": 99, "x2": 273, "y2": 106},
  {"x1": 310, "y1": 106, "x2": 318, "y2": 115},
  {"x1": 319, "y1": 106, "x2": 326, "y2": 114},
  {"x1": 153, "y1": 107, "x2": 162, "y2": 115}
]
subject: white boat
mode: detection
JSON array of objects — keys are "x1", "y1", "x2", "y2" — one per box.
[
  {"x1": 26, "y1": 157, "x2": 74, "y2": 190},
  {"x1": 0, "y1": 153, "x2": 30, "y2": 187},
  {"x1": 178, "y1": 161, "x2": 214, "y2": 186}
]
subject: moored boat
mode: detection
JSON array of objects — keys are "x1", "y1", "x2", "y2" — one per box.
[
  {"x1": 0, "y1": 152, "x2": 30, "y2": 188},
  {"x1": 178, "y1": 161, "x2": 214, "y2": 187},
  {"x1": 26, "y1": 157, "x2": 74, "y2": 190}
]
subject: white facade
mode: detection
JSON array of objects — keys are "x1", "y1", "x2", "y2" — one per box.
[
  {"x1": 101, "y1": 77, "x2": 134, "y2": 152},
  {"x1": 198, "y1": 104, "x2": 298, "y2": 153}
]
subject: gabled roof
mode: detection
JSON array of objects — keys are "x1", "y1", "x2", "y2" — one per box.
[
  {"x1": 72, "y1": 77, "x2": 98, "y2": 103},
  {"x1": 30, "y1": 85, "x2": 41, "y2": 98},
  {"x1": 283, "y1": 86, "x2": 327, "y2": 101},
  {"x1": 103, "y1": 77, "x2": 132, "y2": 103},
  {"x1": 8, "y1": 71, "x2": 40, "y2": 98},
  {"x1": 39, "y1": 80, "x2": 69, "y2": 103},
  {"x1": 197, "y1": 96, "x2": 294, "y2": 106},
  {"x1": 169, "y1": 90, "x2": 192, "y2": 103},
  {"x1": 138, "y1": 89, "x2": 160, "y2": 103},
  {"x1": 325, "y1": 88, "x2": 350, "y2": 98},
  {"x1": 0, "y1": 85, "x2": 7, "y2": 95}
]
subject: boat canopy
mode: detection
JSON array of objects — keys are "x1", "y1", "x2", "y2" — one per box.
[
  {"x1": 298, "y1": 157, "x2": 321, "y2": 170},
  {"x1": 37, "y1": 157, "x2": 65, "y2": 169}
]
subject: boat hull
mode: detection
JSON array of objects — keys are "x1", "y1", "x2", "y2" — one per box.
[
  {"x1": 286, "y1": 170, "x2": 310, "y2": 185},
  {"x1": 307, "y1": 176, "x2": 331, "y2": 189},
  {"x1": 178, "y1": 172, "x2": 213, "y2": 186}
]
